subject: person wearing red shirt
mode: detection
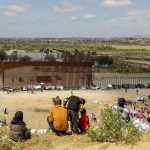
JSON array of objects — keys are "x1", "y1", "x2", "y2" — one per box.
[{"x1": 79, "y1": 109, "x2": 90, "y2": 132}]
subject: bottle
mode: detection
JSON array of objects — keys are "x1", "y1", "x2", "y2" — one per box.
[{"x1": 91, "y1": 113, "x2": 96, "y2": 122}]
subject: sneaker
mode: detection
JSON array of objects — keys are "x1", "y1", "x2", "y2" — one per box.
[
  {"x1": 71, "y1": 131, "x2": 80, "y2": 135},
  {"x1": 56, "y1": 132, "x2": 62, "y2": 136}
]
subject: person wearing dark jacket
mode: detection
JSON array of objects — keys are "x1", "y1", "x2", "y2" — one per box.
[
  {"x1": 9, "y1": 111, "x2": 31, "y2": 142},
  {"x1": 67, "y1": 96, "x2": 82, "y2": 134}
]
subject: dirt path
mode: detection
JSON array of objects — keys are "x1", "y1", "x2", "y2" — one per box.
[{"x1": 0, "y1": 89, "x2": 150, "y2": 150}]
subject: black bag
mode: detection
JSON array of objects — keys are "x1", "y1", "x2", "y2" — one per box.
[{"x1": 118, "y1": 98, "x2": 125, "y2": 108}]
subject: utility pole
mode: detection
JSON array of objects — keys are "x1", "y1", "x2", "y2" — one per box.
[{"x1": 2, "y1": 62, "x2": 5, "y2": 89}]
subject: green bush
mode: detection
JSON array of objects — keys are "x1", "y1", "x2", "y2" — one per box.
[{"x1": 88, "y1": 108, "x2": 140, "y2": 144}]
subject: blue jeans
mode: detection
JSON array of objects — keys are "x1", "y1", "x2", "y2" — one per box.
[
  {"x1": 68, "y1": 110, "x2": 79, "y2": 133},
  {"x1": 47, "y1": 117, "x2": 66, "y2": 135}
]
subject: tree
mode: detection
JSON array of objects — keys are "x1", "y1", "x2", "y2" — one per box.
[
  {"x1": 20, "y1": 55, "x2": 32, "y2": 61},
  {"x1": 45, "y1": 54, "x2": 56, "y2": 61},
  {"x1": 8, "y1": 53, "x2": 19, "y2": 61},
  {"x1": 95, "y1": 55, "x2": 113, "y2": 66},
  {"x1": 0, "y1": 50, "x2": 8, "y2": 61}
]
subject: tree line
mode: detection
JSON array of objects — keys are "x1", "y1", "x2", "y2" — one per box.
[
  {"x1": 0, "y1": 51, "x2": 31, "y2": 61},
  {"x1": 0, "y1": 49, "x2": 114, "y2": 67}
]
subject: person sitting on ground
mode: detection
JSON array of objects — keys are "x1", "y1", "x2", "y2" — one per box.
[
  {"x1": 79, "y1": 109, "x2": 90, "y2": 133},
  {"x1": 118, "y1": 97, "x2": 126, "y2": 108},
  {"x1": 47, "y1": 97, "x2": 68, "y2": 136},
  {"x1": 119, "y1": 98, "x2": 129, "y2": 113},
  {"x1": 67, "y1": 95, "x2": 83, "y2": 134},
  {"x1": 112, "y1": 97, "x2": 130, "y2": 121},
  {"x1": 9, "y1": 111, "x2": 31, "y2": 142}
]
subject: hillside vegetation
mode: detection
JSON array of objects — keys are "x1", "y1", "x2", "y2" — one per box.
[{"x1": 0, "y1": 40, "x2": 150, "y2": 73}]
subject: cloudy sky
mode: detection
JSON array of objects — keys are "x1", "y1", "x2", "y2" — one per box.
[{"x1": 0, "y1": 0, "x2": 149, "y2": 37}]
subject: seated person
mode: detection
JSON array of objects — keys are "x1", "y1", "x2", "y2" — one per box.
[
  {"x1": 9, "y1": 111, "x2": 31, "y2": 142},
  {"x1": 79, "y1": 109, "x2": 90, "y2": 133},
  {"x1": 118, "y1": 97, "x2": 125, "y2": 108},
  {"x1": 47, "y1": 97, "x2": 68, "y2": 135},
  {"x1": 112, "y1": 98, "x2": 130, "y2": 121}
]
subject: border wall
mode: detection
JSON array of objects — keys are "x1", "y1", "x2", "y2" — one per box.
[{"x1": 93, "y1": 73, "x2": 150, "y2": 86}]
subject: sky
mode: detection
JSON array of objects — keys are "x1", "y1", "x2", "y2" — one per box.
[{"x1": 0, "y1": 0, "x2": 149, "y2": 38}]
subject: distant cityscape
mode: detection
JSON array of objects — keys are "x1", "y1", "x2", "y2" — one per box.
[{"x1": 0, "y1": 37, "x2": 150, "y2": 46}]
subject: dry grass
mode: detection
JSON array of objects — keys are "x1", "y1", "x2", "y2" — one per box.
[
  {"x1": 1, "y1": 127, "x2": 150, "y2": 150},
  {"x1": 124, "y1": 60, "x2": 150, "y2": 65},
  {"x1": 0, "y1": 89, "x2": 150, "y2": 149},
  {"x1": 112, "y1": 45, "x2": 150, "y2": 50}
]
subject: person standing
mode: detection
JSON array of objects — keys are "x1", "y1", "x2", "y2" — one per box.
[
  {"x1": 136, "y1": 89, "x2": 139, "y2": 95},
  {"x1": 67, "y1": 95, "x2": 82, "y2": 134}
]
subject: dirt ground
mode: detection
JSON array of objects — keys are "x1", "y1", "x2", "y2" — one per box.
[
  {"x1": 0, "y1": 89, "x2": 150, "y2": 150},
  {"x1": 112, "y1": 45, "x2": 150, "y2": 50}
]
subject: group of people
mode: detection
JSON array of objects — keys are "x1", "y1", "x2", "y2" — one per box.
[
  {"x1": 47, "y1": 95, "x2": 90, "y2": 135},
  {"x1": 5, "y1": 94, "x2": 150, "y2": 142},
  {"x1": 9, "y1": 95, "x2": 90, "y2": 142}
]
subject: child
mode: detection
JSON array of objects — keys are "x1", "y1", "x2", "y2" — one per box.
[{"x1": 79, "y1": 109, "x2": 90, "y2": 133}]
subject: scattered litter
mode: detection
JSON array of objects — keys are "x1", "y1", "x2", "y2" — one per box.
[
  {"x1": 133, "y1": 118, "x2": 150, "y2": 133},
  {"x1": 30, "y1": 129, "x2": 47, "y2": 135},
  {"x1": 93, "y1": 100, "x2": 102, "y2": 104},
  {"x1": 134, "y1": 97, "x2": 144, "y2": 102},
  {"x1": 0, "y1": 119, "x2": 6, "y2": 127},
  {"x1": 130, "y1": 110, "x2": 147, "y2": 122}
]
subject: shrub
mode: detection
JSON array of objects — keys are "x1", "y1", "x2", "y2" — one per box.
[
  {"x1": 0, "y1": 128, "x2": 23, "y2": 150},
  {"x1": 88, "y1": 108, "x2": 140, "y2": 144},
  {"x1": 0, "y1": 50, "x2": 8, "y2": 61},
  {"x1": 0, "y1": 136, "x2": 23, "y2": 150},
  {"x1": 19, "y1": 55, "x2": 32, "y2": 61}
]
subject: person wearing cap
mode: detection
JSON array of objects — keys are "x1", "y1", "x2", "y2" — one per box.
[{"x1": 47, "y1": 97, "x2": 68, "y2": 135}]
